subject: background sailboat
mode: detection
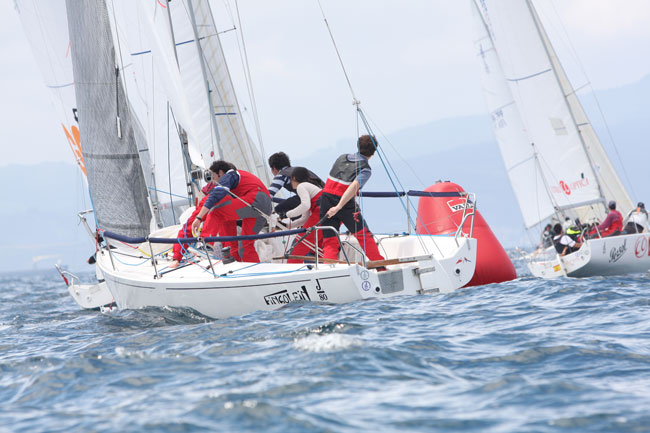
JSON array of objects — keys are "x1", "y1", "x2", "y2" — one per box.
[{"x1": 471, "y1": 0, "x2": 649, "y2": 277}]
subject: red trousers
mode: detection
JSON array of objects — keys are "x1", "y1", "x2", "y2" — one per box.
[
  {"x1": 287, "y1": 208, "x2": 323, "y2": 263},
  {"x1": 203, "y1": 193, "x2": 269, "y2": 263}
]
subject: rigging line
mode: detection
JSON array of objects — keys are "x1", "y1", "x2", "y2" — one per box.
[
  {"x1": 357, "y1": 109, "x2": 437, "y2": 256},
  {"x1": 316, "y1": 0, "x2": 358, "y2": 103},
  {"x1": 167, "y1": 102, "x2": 176, "y2": 223},
  {"x1": 546, "y1": 0, "x2": 637, "y2": 201}
]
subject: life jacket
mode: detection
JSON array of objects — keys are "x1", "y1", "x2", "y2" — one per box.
[
  {"x1": 566, "y1": 226, "x2": 582, "y2": 241},
  {"x1": 279, "y1": 167, "x2": 325, "y2": 192},
  {"x1": 323, "y1": 153, "x2": 370, "y2": 197},
  {"x1": 552, "y1": 234, "x2": 565, "y2": 254}
]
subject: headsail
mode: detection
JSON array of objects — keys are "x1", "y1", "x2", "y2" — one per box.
[
  {"x1": 66, "y1": 0, "x2": 153, "y2": 237},
  {"x1": 15, "y1": 0, "x2": 85, "y2": 176},
  {"x1": 471, "y1": 0, "x2": 633, "y2": 228}
]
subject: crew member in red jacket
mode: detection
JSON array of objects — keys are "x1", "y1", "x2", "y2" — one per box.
[
  {"x1": 168, "y1": 181, "x2": 218, "y2": 269},
  {"x1": 192, "y1": 160, "x2": 272, "y2": 263},
  {"x1": 597, "y1": 200, "x2": 623, "y2": 237},
  {"x1": 319, "y1": 135, "x2": 385, "y2": 262}
]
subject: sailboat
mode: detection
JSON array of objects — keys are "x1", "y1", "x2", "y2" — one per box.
[
  {"x1": 20, "y1": 0, "x2": 479, "y2": 319},
  {"x1": 471, "y1": 0, "x2": 650, "y2": 278}
]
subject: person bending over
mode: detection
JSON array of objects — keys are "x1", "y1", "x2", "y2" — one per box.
[{"x1": 192, "y1": 160, "x2": 272, "y2": 263}]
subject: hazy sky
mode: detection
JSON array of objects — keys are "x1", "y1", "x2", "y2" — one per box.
[{"x1": 2, "y1": 0, "x2": 650, "y2": 167}]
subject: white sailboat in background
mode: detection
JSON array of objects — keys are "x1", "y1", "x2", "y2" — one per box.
[
  {"x1": 18, "y1": 0, "x2": 480, "y2": 319},
  {"x1": 471, "y1": 0, "x2": 650, "y2": 277}
]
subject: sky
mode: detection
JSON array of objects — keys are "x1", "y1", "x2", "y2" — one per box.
[{"x1": 1, "y1": 0, "x2": 650, "y2": 167}]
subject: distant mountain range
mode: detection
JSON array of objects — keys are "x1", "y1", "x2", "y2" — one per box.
[{"x1": 1, "y1": 74, "x2": 648, "y2": 272}]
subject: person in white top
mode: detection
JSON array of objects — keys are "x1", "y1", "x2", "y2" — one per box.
[
  {"x1": 624, "y1": 202, "x2": 649, "y2": 233},
  {"x1": 280, "y1": 167, "x2": 323, "y2": 263}
]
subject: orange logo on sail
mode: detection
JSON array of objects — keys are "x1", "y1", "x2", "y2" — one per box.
[{"x1": 62, "y1": 124, "x2": 86, "y2": 176}]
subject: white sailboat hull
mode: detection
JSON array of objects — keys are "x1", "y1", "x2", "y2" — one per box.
[
  {"x1": 97, "y1": 235, "x2": 477, "y2": 319},
  {"x1": 528, "y1": 233, "x2": 650, "y2": 278}
]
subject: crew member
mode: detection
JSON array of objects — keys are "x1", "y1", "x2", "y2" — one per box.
[
  {"x1": 539, "y1": 224, "x2": 553, "y2": 249},
  {"x1": 624, "y1": 202, "x2": 648, "y2": 234},
  {"x1": 169, "y1": 181, "x2": 217, "y2": 269},
  {"x1": 596, "y1": 200, "x2": 623, "y2": 237},
  {"x1": 281, "y1": 167, "x2": 323, "y2": 263},
  {"x1": 552, "y1": 223, "x2": 582, "y2": 256},
  {"x1": 267, "y1": 152, "x2": 324, "y2": 216},
  {"x1": 192, "y1": 161, "x2": 272, "y2": 263},
  {"x1": 319, "y1": 135, "x2": 385, "y2": 262}
]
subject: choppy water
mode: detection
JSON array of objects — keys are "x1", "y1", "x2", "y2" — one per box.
[{"x1": 1, "y1": 262, "x2": 650, "y2": 433}]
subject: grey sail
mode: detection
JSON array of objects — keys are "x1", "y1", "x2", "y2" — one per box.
[{"x1": 66, "y1": 0, "x2": 153, "y2": 237}]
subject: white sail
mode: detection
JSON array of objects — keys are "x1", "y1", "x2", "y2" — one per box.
[
  {"x1": 105, "y1": 0, "x2": 196, "y2": 226},
  {"x1": 471, "y1": 0, "x2": 633, "y2": 228},
  {"x1": 167, "y1": 0, "x2": 270, "y2": 182},
  {"x1": 15, "y1": 0, "x2": 85, "y2": 176},
  {"x1": 471, "y1": 1, "x2": 553, "y2": 227}
]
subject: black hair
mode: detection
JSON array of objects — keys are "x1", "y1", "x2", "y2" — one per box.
[
  {"x1": 553, "y1": 223, "x2": 562, "y2": 235},
  {"x1": 209, "y1": 160, "x2": 236, "y2": 174},
  {"x1": 357, "y1": 135, "x2": 377, "y2": 157},
  {"x1": 268, "y1": 152, "x2": 291, "y2": 171},
  {"x1": 290, "y1": 166, "x2": 310, "y2": 184}
]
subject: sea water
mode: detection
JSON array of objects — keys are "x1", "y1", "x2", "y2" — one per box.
[{"x1": 1, "y1": 261, "x2": 649, "y2": 433}]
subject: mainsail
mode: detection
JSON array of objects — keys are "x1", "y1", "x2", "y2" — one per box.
[
  {"x1": 66, "y1": 0, "x2": 153, "y2": 237},
  {"x1": 164, "y1": 0, "x2": 270, "y2": 182},
  {"x1": 471, "y1": 0, "x2": 633, "y2": 228}
]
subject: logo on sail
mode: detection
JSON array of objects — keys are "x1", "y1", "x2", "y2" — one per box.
[
  {"x1": 553, "y1": 178, "x2": 590, "y2": 196},
  {"x1": 62, "y1": 124, "x2": 86, "y2": 176}
]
